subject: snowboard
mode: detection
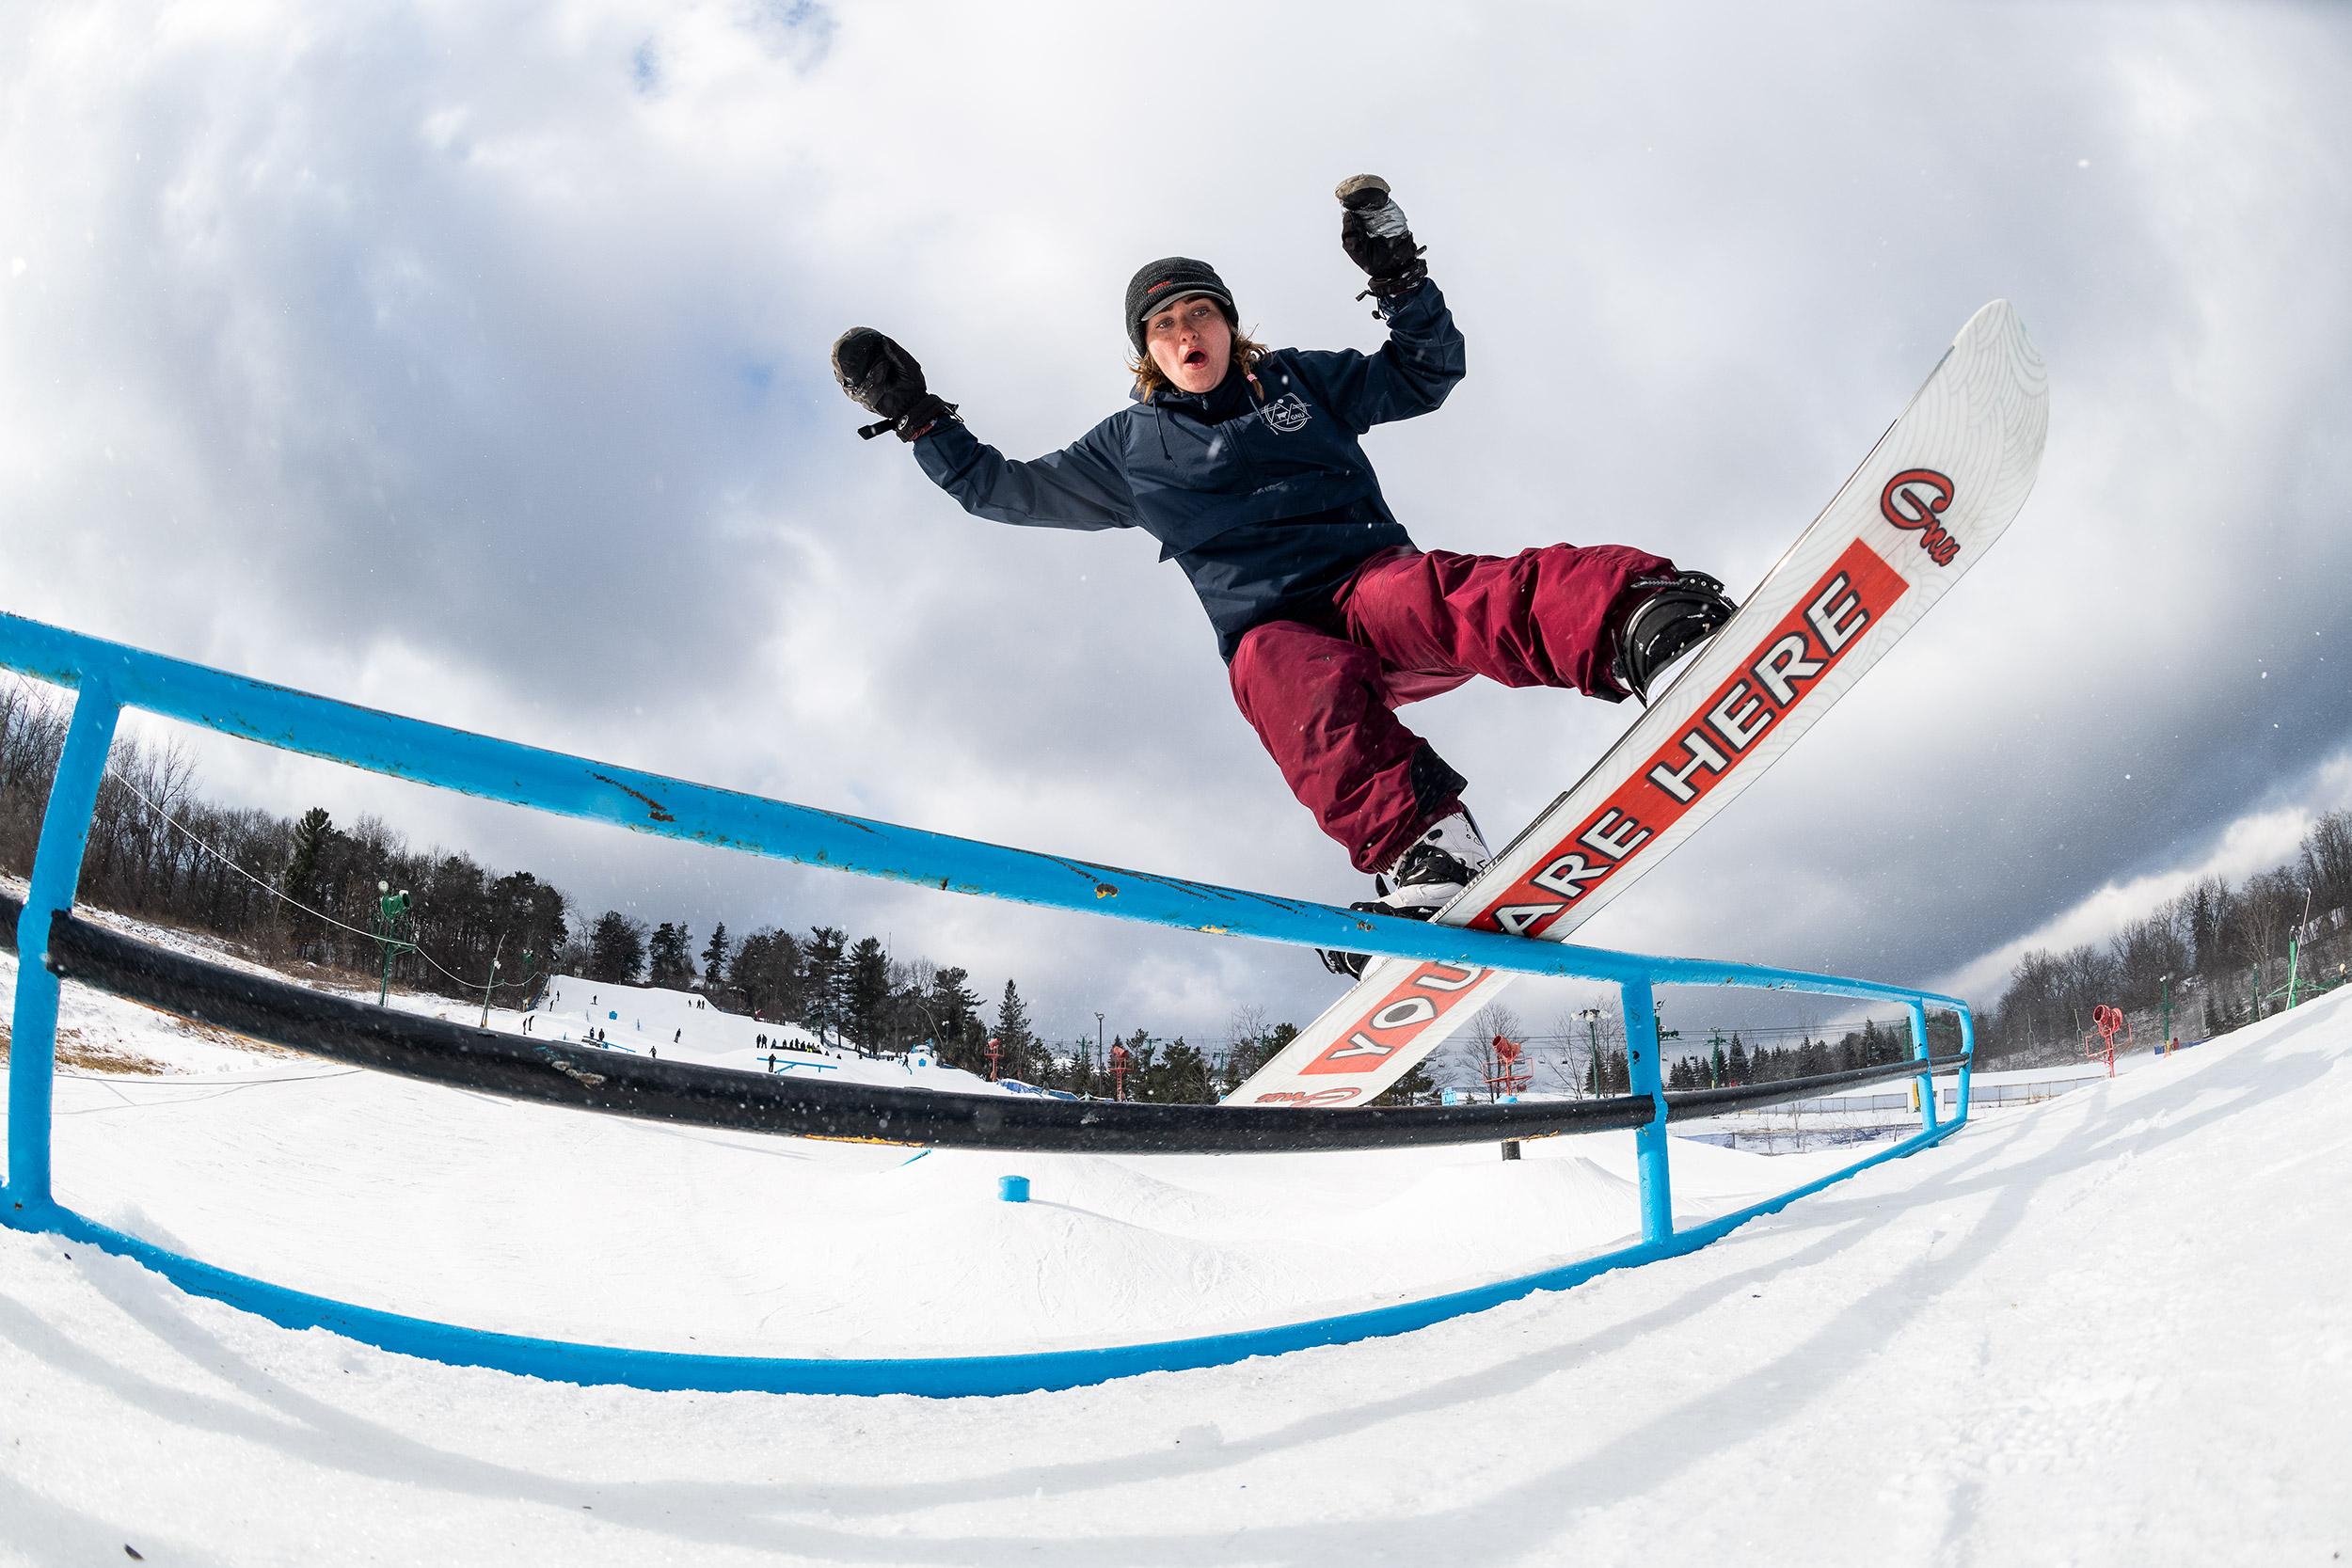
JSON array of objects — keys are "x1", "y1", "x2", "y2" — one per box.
[{"x1": 1228, "y1": 299, "x2": 2049, "y2": 1106}]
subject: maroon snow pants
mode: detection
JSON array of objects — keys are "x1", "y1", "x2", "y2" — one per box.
[{"x1": 1229, "y1": 543, "x2": 1672, "y2": 874}]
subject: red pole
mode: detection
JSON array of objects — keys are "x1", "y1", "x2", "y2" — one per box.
[{"x1": 986, "y1": 1036, "x2": 1000, "y2": 1082}]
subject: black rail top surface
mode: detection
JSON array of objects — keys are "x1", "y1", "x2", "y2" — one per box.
[{"x1": 3, "y1": 895, "x2": 1967, "y2": 1153}]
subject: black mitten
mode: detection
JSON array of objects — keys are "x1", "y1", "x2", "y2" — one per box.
[
  {"x1": 1335, "y1": 174, "x2": 1428, "y2": 300},
  {"x1": 830, "y1": 327, "x2": 957, "y2": 441}
]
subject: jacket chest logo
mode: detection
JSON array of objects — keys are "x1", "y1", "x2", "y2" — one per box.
[{"x1": 1259, "y1": 392, "x2": 1312, "y2": 435}]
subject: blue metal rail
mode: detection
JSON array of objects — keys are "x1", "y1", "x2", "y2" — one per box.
[{"x1": 0, "y1": 610, "x2": 1973, "y2": 1395}]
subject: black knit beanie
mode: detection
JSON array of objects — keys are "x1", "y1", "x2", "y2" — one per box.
[{"x1": 1125, "y1": 257, "x2": 1236, "y2": 354}]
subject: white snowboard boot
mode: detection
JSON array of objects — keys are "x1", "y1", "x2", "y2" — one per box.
[{"x1": 1318, "y1": 811, "x2": 1493, "y2": 977}]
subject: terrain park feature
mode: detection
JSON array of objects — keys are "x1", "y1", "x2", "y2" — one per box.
[{"x1": 0, "y1": 305, "x2": 2045, "y2": 1396}]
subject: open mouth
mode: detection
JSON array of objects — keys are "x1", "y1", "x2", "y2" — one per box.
[{"x1": 1184, "y1": 349, "x2": 1209, "y2": 368}]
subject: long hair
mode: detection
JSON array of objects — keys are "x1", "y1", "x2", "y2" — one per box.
[{"x1": 1128, "y1": 318, "x2": 1272, "y2": 402}]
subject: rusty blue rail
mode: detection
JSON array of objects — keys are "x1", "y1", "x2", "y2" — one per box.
[{"x1": 1, "y1": 610, "x2": 1972, "y2": 1394}]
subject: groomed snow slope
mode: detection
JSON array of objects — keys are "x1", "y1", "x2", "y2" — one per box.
[
  {"x1": 4, "y1": 973, "x2": 2349, "y2": 1562},
  {"x1": 0, "y1": 942, "x2": 1839, "y2": 1354},
  {"x1": 530, "y1": 974, "x2": 1005, "y2": 1099}
]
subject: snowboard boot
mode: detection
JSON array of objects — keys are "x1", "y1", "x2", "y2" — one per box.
[
  {"x1": 1317, "y1": 811, "x2": 1494, "y2": 979},
  {"x1": 1607, "y1": 571, "x2": 1738, "y2": 705}
]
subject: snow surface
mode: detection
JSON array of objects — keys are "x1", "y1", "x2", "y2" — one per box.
[
  {"x1": 527, "y1": 971, "x2": 1013, "y2": 1097},
  {"x1": 5, "y1": 944, "x2": 2350, "y2": 1563},
  {"x1": 0, "y1": 947, "x2": 1820, "y2": 1355}
]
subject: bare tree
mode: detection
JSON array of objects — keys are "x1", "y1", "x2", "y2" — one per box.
[
  {"x1": 2301, "y1": 808, "x2": 2352, "y2": 923},
  {"x1": 2240, "y1": 868, "x2": 2304, "y2": 1007},
  {"x1": 1549, "y1": 1008, "x2": 1589, "y2": 1097},
  {"x1": 1219, "y1": 1002, "x2": 1272, "y2": 1082}
]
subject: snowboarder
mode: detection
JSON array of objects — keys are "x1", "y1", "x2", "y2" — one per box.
[{"x1": 832, "y1": 177, "x2": 1733, "y2": 973}]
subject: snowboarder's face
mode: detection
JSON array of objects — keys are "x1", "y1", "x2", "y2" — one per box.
[{"x1": 1144, "y1": 293, "x2": 1232, "y2": 394}]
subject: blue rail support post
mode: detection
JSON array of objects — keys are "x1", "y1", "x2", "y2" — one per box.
[
  {"x1": 1621, "y1": 975, "x2": 1672, "y2": 1244},
  {"x1": 1908, "y1": 1000, "x2": 1940, "y2": 1136},
  {"x1": 1956, "y1": 1009, "x2": 1976, "y2": 1123},
  {"x1": 5, "y1": 685, "x2": 120, "y2": 1212}
]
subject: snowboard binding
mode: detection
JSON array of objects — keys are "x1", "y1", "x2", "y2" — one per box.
[
  {"x1": 1609, "y1": 572, "x2": 1738, "y2": 705},
  {"x1": 1317, "y1": 812, "x2": 1491, "y2": 978}
]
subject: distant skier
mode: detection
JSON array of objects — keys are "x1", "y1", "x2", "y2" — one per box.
[{"x1": 833, "y1": 177, "x2": 1733, "y2": 972}]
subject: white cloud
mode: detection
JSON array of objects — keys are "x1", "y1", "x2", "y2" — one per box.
[
  {"x1": 1937, "y1": 747, "x2": 2352, "y2": 1005},
  {"x1": 4, "y1": 1, "x2": 2349, "y2": 1044}
]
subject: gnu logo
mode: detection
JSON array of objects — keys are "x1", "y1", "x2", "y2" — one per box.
[
  {"x1": 1261, "y1": 392, "x2": 1311, "y2": 434},
  {"x1": 1881, "y1": 468, "x2": 1961, "y2": 566},
  {"x1": 1252, "y1": 1086, "x2": 1360, "y2": 1105}
]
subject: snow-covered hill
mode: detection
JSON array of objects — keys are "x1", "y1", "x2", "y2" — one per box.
[
  {"x1": 0, "y1": 942, "x2": 1814, "y2": 1354},
  {"x1": 3, "y1": 944, "x2": 2347, "y2": 1563},
  {"x1": 532, "y1": 971, "x2": 1004, "y2": 1096}
]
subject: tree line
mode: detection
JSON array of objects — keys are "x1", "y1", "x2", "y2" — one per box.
[
  {"x1": 1974, "y1": 807, "x2": 2352, "y2": 1065},
  {"x1": 24, "y1": 671, "x2": 2339, "y2": 1101},
  {"x1": 1454, "y1": 1002, "x2": 1953, "y2": 1101},
  {"x1": 3, "y1": 675, "x2": 1322, "y2": 1103},
  {"x1": 2, "y1": 679, "x2": 567, "y2": 1002},
  {"x1": 1661, "y1": 1015, "x2": 1958, "y2": 1089}
]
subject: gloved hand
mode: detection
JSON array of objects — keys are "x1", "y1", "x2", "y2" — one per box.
[
  {"x1": 1335, "y1": 174, "x2": 1428, "y2": 300},
  {"x1": 830, "y1": 327, "x2": 957, "y2": 441}
]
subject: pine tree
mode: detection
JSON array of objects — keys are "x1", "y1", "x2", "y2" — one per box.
[
  {"x1": 846, "y1": 935, "x2": 891, "y2": 1051},
  {"x1": 993, "y1": 979, "x2": 1036, "y2": 1069},
  {"x1": 728, "y1": 931, "x2": 771, "y2": 1013},
  {"x1": 1153, "y1": 1038, "x2": 1213, "y2": 1103},
  {"x1": 285, "y1": 807, "x2": 333, "y2": 904},
  {"x1": 803, "y1": 927, "x2": 848, "y2": 1044},
  {"x1": 927, "y1": 965, "x2": 983, "y2": 1070},
  {"x1": 1116, "y1": 1031, "x2": 1159, "y2": 1099},
  {"x1": 728, "y1": 928, "x2": 806, "y2": 1023},
  {"x1": 646, "y1": 922, "x2": 695, "y2": 989},
  {"x1": 700, "y1": 922, "x2": 731, "y2": 984},
  {"x1": 1218, "y1": 1020, "x2": 1295, "y2": 1092},
  {"x1": 1380, "y1": 1056, "x2": 1440, "y2": 1106},
  {"x1": 586, "y1": 911, "x2": 647, "y2": 984},
  {"x1": 283, "y1": 806, "x2": 335, "y2": 959},
  {"x1": 1066, "y1": 1041, "x2": 1099, "y2": 1100}
]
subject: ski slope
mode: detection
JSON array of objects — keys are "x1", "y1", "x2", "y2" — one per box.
[
  {"x1": 0, "y1": 934, "x2": 1846, "y2": 1354},
  {"x1": 530, "y1": 972, "x2": 1007, "y2": 1097},
  {"x1": 4, "y1": 935, "x2": 2348, "y2": 1563}
]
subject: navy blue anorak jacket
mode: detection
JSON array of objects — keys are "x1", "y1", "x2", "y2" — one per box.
[{"x1": 913, "y1": 280, "x2": 1467, "y2": 659}]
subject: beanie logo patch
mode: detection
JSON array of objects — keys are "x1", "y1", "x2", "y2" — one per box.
[{"x1": 1260, "y1": 391, "x2": 1312, "y2": 435}]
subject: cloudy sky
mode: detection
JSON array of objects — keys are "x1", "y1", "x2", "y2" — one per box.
[{"x1": 4, "y1": 0, "x2": 2348, "y2": 1051}]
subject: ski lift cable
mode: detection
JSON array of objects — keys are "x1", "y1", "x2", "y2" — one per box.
[{"x1": 101, "y1": 763, "x2": 534, "y2": 999}]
